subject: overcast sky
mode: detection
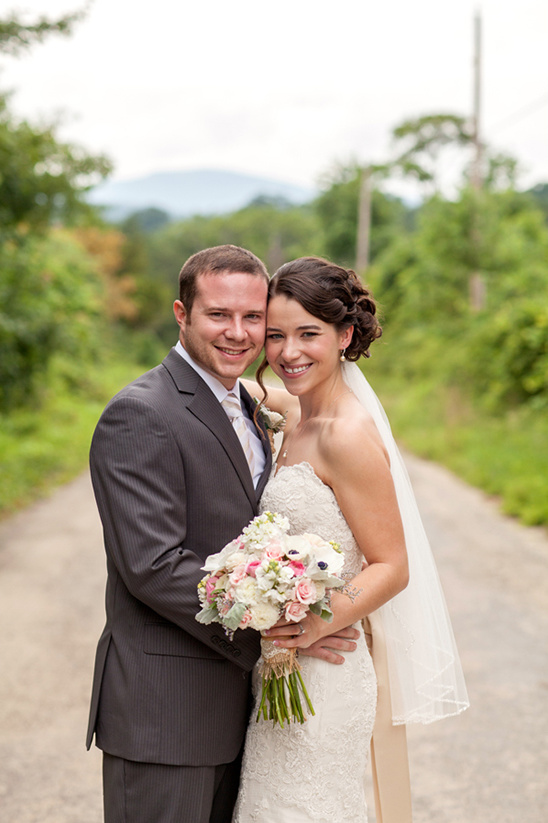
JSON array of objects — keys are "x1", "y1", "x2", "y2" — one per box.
[{"x1": 2, "y1": 0, "x2": 547, "y2": 195}]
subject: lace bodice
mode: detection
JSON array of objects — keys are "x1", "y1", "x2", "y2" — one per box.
[
  {"x1": 260, "y1": 461, "x2": 364, "y2": 580},
  {"x1": 233, "y1": 462, "x2": 376, "y2": 823}
]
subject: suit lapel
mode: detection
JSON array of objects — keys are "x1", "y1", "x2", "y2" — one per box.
[{"x1": 162, "y1": 350, "x2": 259, "y2": 508}]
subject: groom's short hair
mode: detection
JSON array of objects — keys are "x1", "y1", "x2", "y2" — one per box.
[{"x1": 178, "y1": 245, "x2": 269, "y2": 316}]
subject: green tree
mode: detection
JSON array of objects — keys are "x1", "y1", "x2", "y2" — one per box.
[
  {"x1": 314, "y1": 163, "x2": 408, "y2": 268},
  {"x1": 0, "y1": 229, "x2": 105, "y2": 410},
  {"x1": 121, "y1": 208, "x2": 171, "y2": 235},
  {"x1": 0, "y1": 8, "x2": 84, "y2": 55},
  {"x1": 372, "y1": 186, "x2": 548, "y2": 409},
  {"x1": 527, "y1": 183, "x2": 548, "y2": 223},
  {"x1": 0, "y1": 5, "x2": 115, "y2": 410},
  {"x1": 0, "y1": 7, "x2": 111, "y2": 239},
  {"x1": 391, "y1": 113, "x2": 473, "y2": 192},
  {"x1": 0, "y1": 95, "x2": 111, "y2": 238},
  {"x1": 148, "y1": 200, "x2": 320, "y2": 282}
]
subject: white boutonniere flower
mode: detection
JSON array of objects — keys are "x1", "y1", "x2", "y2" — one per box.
[{"x1": 254, "y1": 399, "x2": 287, "y2": 456}]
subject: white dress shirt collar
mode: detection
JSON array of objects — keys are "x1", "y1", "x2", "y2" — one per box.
[
  {"x1": 175, "y1": 340, "x2": 242, "y2": 405},
  {"x1": 174, "y1": 341, "x2": 266, "y2": 487}
]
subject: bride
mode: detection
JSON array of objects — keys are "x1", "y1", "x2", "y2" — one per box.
[{"x1": 233, "y1": 257, "x2": 469, "y2": 823}]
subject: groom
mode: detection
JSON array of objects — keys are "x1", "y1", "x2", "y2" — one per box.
[{"x1": 87, "y1": 245, "x2": 358, "y2": 823}]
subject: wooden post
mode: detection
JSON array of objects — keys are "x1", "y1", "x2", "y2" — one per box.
[
  {"x1": 470, "y1": 10, "x2": 485, "y2": 310},
  {"x1": 471, "y1": 10, "x2": 483, "y2": 192}
]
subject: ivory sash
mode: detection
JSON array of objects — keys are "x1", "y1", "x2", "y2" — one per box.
[{"x1": 364, "y1": 611, "x2": 413, "y2": 823}]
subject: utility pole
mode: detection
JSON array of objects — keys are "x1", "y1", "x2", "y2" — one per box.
[
  {"x1": 471, "y1": 9, "x2": 483, "y2": 191},
  {"x1": 470, "y1": 9, "x2": 486, "y2": 311},
  {"x1": 355, "y1": 166, "x2": 371, "y2": 275}
]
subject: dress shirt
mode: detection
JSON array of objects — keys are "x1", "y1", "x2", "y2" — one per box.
[{"x1": 175, "y1": 341, "x2": 266, "y2": 486}]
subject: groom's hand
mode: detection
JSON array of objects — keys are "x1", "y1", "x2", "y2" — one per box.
[{"x1": 299, "y1": 627, "x2": 359, "y2": 665}]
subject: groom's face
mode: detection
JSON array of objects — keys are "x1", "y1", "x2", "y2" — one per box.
[{"x1": 174, "y1": 271, "x2": 268, "y2": 389}]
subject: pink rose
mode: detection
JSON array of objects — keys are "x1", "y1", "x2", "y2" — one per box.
[
  {"x1": 285, "y1": 600, "x2": 307, "y2": 622},
  {"x1": 239, "y1": 610, "x2": 253, "y2": 629},
  {"x1": 246, "y1": 560, "x2": 261, "y2": 578},
  {"x1": 264, "y1": 541, "x2": 285, "y2": 560},
  {"x1": 229, "y1": 563, "x2": 247, "y2": 586},
  {"x1": 205, "y1": 575, "x2": 219, "y2": 604},
  {"x1": 295, "y1": 578, "x2": 317, "y2": 605},
  {"x1": 289, "y1": 560, "x2": 306, "y2": 577}
]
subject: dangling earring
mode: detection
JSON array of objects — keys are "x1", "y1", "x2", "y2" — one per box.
[{"x1": 339, "y1": 349, "x2": 346, "y2": 362}]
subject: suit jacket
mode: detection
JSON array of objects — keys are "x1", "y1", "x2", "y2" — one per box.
[{"x1": 86, "y1": 348, "x2": 272, "y2": 766}]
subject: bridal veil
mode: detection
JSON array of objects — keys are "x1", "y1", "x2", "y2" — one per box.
[{"x1": 342, "y1": 361, "x2": 469, "y2": 725}]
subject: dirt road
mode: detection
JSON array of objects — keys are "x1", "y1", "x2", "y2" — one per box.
[{"x1": 0, "y1": 455, "x2": 547, "y2": 823}]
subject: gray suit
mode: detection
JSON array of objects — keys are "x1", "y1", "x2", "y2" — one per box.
[{"x1": 86, "y1": 349, "x2": 271, "y2": 817}]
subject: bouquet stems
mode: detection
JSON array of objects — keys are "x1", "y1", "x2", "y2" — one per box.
[{"x1": 256, "y1": 639, "x2": 315, "y2": 727}]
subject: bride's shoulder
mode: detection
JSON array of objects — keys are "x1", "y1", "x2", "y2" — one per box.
[{"x1": 321, "y1": 402, "x2": 389, "y2": 474}]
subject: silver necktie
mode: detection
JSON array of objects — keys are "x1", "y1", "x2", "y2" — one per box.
[{"x1": 222, "y1": 392, "x2": 256, "y2": 478}]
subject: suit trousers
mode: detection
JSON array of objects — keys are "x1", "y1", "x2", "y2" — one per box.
[{"x1": 103, "y1": 751, "x2": 243, "y2": 823}]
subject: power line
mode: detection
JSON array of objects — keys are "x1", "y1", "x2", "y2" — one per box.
[{"x1": 490, "y1": 91, "x2": 548, "y2": 134}]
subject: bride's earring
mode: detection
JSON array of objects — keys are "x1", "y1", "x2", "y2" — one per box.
[{"x1": 339, "y1": 349, "x2": 346, "y2": 362}]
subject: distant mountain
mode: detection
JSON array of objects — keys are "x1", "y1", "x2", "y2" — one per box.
[{"x1": 87, "y1": 168, "x2": 316, "y2": 221}]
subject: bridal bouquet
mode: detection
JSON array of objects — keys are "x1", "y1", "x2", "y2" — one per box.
[{"x1": 196, "y1": 511, "x2": 344, "y2": 726}]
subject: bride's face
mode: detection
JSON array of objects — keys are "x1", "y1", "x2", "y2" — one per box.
[{"x1": 265, "y1": 295, "x2": 351, "y2": 396}]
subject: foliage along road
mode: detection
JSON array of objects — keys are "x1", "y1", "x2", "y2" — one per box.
[{"x1": 0, "y1": 455, "x2": 547, "y2": 823}]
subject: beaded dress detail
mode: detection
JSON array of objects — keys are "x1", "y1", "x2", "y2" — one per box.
[{"x1": 232, "y1": 462, "x2": 377, "y2": 823}]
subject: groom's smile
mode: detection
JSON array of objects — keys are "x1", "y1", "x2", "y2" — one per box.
[{"x1": 216, "y1": 345, "x2": 252, "y2": 358}]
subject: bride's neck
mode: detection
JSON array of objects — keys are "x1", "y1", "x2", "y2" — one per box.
[{"x1": 298, "y1": 378, "x2": 349, "y2": 422}]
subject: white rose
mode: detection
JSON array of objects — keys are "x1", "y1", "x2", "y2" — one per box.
[
  {"x1": 248, "y1": 600, "x2": 281, "y2": 631},
  {"x1": 266, "y1": 410, "x2": 286, "y2": 429},
  {"x1": 232, "y1": 576, "x2": 260, "y2": 605},
  {"x1": 224, "y1": 550, "x2": 247, "y2": 571}
]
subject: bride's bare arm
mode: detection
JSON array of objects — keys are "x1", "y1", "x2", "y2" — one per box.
[{"x1": 241, "y1": 378, "x2": 300, "y2": 430}]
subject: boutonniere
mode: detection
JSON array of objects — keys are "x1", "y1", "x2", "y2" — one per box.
[{"x1": 253, "y1": 398, "x2": 287, "y2": 454}]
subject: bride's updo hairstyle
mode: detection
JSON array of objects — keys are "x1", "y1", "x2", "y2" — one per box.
[
  {"x1": 269, "y1": 256, "x2": 381, "y2": 359},
  {"x1": 256, "y1": 257, "x2": 382, "y2": 404}
]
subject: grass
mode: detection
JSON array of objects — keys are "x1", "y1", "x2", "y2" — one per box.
[
  {"x1": 0, "y1": 358, "x2": 143, "y2": 519},
  {"x1": 368, "y1": 369, "x2": 548, "y2": 528}
]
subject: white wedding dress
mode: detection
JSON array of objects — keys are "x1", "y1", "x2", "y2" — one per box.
[{"x1": 232, "y1": 462, "x2": 377, "y2": 823}]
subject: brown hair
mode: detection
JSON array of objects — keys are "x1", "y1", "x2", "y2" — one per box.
[
  {"x1": 178, "y1": 245, "x2": 269, "y2": 316},
  {"x1": 256, "y1": 256, "x2": 382, "y2": 402}
]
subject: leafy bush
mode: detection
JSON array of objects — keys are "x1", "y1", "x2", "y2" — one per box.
[
  {"x1": 466, "y1": 301, "x2": 548, "y2": 409},
  {"x1": 0, "y1": 230, "x2": 105, "y2": 411}
]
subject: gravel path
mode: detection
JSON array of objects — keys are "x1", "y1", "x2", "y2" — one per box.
[{"x1": 0, "y1": 455, "x2": 547, "y2": 822}]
